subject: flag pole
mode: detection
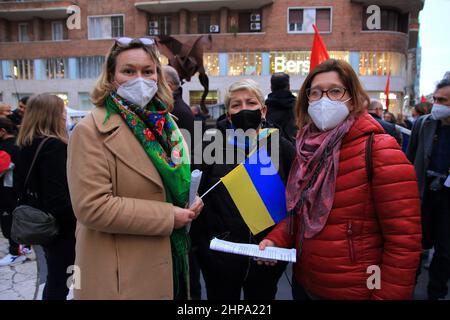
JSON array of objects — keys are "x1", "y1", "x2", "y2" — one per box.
[{"x1": 200, "y1": 180, "x2": 222, "y2": 199}]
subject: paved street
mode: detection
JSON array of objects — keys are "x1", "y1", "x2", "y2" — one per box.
[{"x1": 1, "y1": 233, "x2": 448, "y2": 300}]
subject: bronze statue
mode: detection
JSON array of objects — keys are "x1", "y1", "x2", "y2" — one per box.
[{"x1": 156, "y1": 35, "x2": 212, "y2": 114}]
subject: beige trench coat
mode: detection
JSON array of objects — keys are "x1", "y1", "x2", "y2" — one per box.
[{"x1": 67, "y1": 107, "x2": 176, "y2": 300}]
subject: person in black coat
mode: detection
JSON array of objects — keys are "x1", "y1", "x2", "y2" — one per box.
[
  {"x1": 15, "y1": 93, "x2": 76, "y2": 300},
  {"x1": 162, "y1": 65, "x2": 195, "y2": 139},
  {"x1": 0, "y1": 117, "x2": 24, "y2": 266},
  {"x1": 407, "y1": 78, "x2": 450, "y2": 300},
  {"x1": 265, "y1": 72, "x2": 298, "y2": 142},
  {"x1": 190, "y1": 79, "x2": 295, "y2": 300},
  {"x1": 7, "y1": 96, "x2": 29, "y2": 127}
]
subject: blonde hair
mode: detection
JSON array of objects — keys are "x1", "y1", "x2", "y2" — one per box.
[
  {"x1": 16, "y1": 93, "x2": 68, "y2": 147},
  {"x1": 224, "y1": 79, "x2": 265, "y2": 111},
  {"x1": 91, "y1": 41, "x2": 174, "y2": 110}
]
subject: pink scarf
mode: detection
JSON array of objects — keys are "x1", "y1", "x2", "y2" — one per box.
[{"x1": 286, "y1": 117, "x2": 355, "y2": 238}]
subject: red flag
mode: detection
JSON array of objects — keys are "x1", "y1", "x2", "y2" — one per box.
[
  {"x1": 384, "y1": 72, "x2": 391, "y2": 111},
  {"x1": 309, "y1": 24, "x2": 330, "y2": 72},
  {"x1": 420, "y1": 95, "x2": 427, "y2": 103}
]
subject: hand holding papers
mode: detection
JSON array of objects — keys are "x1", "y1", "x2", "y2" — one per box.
[{"x1": 209, "y1": 238, "x2": 296, "y2": 263}]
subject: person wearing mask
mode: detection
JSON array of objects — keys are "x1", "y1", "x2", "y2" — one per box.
[
  {"x1": 15, "y1": 94, "x2": 76, "y2": 300},
  {"x1": 265, "y1": 72, "x2": 298, "y2": 142},
  {"x1": 0, "y1": 117, "x2": 28, "y2": 266},
  {"x1": 368, "y1": 100, "x2": 402, "y2": 145},
  {"x1": 8, "y1": 96, "x2": 29, "y2": 127},
  {"x1": 407, "y1": 78, "x2": 450, "y2": 300},
  {"x1": 190, "y1": 79, "x2": 295, "y2": 300},
  {"x1": 67, "y1": 37, "x2": 203, "y2": 300},
  {"x1": 259, "y1": 59, "x2": 422, "y2": 300}
]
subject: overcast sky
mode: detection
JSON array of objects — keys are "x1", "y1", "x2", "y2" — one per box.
[{"x1": 419, "y1": 0, "x2": 450, "y2": 95}]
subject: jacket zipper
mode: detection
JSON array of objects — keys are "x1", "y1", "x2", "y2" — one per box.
[{"x1": 347, "y1": 221, "x2": 356, "y2": 263}]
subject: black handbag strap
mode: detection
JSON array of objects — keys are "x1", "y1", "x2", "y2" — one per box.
[
  {"x1": 365, "y1": 133, "x2": 375, "y2": 183},
  {"x1": 22, "y1": 137, "x2": 51, "y2": 192}
]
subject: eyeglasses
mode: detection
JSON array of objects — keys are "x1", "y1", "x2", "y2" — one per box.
[
  {"x1": 115, "y1": 37, "x2": 155, "y2": 47},
  {"x1": 306, "y1": 87, "x2": 348, "y2": 101}
]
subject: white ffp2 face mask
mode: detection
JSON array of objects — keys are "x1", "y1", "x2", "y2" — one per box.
[
  {"x1": 308, "y1": 97, "x2": 350, "y2": 131},
  {"x1": 431, "y1": 103, "x2": 450, "y2": 120},
  {"x1": 116, "y1": 77, "x2": 158, "y2": 107}
]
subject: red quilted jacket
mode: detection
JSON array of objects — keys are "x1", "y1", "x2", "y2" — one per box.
[{"x1": 266, "y1": 111, "x2": 422, "y2": 300}]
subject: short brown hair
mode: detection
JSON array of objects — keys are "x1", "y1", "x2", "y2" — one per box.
[
  {"x1": 414, "y1": 102, "x2": 432, "y2": 116},
  {"x1": 16, "y1": 93, "x2": 67, "y2": 147},
  {"x1": 295, "y1": 59, "x2": 370, "y2": 128},
  {"x1": 91, "y1": 40, "x2": 173, "y2": 110}
]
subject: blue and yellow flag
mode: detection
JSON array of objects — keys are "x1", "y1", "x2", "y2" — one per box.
[{"x1": 220, "y1": 145, "x2": 287, "y2": 235}]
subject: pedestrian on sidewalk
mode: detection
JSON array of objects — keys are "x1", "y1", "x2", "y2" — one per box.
[
  {"x1": 16, "y1": 94, "x2": 76, "y2": 300},
  {"x1": 0, "y1": 117, "x2": 28, "y2": 267},
  {"x1": 407, "y1": 77, "x2": 450, "y2": 300}
]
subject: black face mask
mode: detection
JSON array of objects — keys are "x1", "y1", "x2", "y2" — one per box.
[{"x1": 230, "y1": 109, "x2": 262, "y2": 131}]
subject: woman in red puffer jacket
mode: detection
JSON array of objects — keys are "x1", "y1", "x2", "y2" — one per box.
[{"x1": 259, "y1": 59, "x2": 422, "y2": 300}]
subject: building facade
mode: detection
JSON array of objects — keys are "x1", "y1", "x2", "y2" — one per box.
[{"x1": 0, "y1": 0, "x2": 424, "y2": 117}]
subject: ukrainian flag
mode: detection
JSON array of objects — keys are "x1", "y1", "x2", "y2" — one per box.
[{"x1": 220, "y1": 146, "x2": 287, "y2": 235}]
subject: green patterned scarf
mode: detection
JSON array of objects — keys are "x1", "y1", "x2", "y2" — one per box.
[{"x1": 105, "y1": 92, "x2": 191, "y2": 298}]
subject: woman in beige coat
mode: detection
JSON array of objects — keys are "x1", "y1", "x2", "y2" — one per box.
[{"x1": 67, "y1": 37, "x2": 203, "y2": 300}]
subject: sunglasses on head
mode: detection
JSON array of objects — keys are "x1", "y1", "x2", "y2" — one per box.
[{"x1": 115, "y1": 37, "x2": 155, "y2": 47}]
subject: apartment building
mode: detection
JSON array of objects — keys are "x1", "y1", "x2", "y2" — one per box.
[{"x1": 0, "y1": 0, "x2": 424, "y2": 116}]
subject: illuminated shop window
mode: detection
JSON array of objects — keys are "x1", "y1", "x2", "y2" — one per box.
[
  {"x1": 190, "y1": 90, "x2": 218, "y2": 106},
  {"x1": 204, "y1": 53, "x2": 219, "y2": 76},
  {"x1": 12, "y1": 60, "x2": 34, "y2": 80},
  {"x1": 228, "y1": 53, "x2": 262, "y2": 76},
  {"x1": 46, "y1": 58, "x2": 67, "y2": 79},
  {"x1": 366, "y1": 91, "x2": 401, "y2": 115},
  {"x1": 359, "y1": 52, "x2": 405, "y2": 77},
  {"x1": 269, "y1": 51, "x2": 349, "y2": 76},
  {"x1": 159, "y1": 55, "x2": 169, "y2": 66}
]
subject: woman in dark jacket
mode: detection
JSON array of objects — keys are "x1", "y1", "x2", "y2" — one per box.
[
  {"x1": 16, "y1": 93, "x2": 76, "y2": 300},
  {"x1": 0, "y1": 117, "x2": 24, "y2": 266},
  {"x1": 190, "y1": 79, "x2": 295, "y2": 300}
]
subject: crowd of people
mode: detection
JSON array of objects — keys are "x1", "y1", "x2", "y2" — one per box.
[{"x1": 0, "y1": 37, "x2": 449, "y2": 301}]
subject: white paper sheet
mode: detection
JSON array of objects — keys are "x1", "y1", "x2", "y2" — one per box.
[
  {"x1": 187, "y1": 169, "x2": 203, "y2": 232},
  {"x1": 189, "y1": 169, "x2": 203, "y2": 207},
  {"x1": 210, "y1": 238, "x2": 296, "y2": 263}
]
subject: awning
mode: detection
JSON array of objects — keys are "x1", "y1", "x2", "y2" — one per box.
[{"x1": 0, "y1": 1, "x2": 73, "y2": 21}]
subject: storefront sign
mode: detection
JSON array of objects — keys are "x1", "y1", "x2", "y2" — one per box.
[{"x1": 274, "y1": 56, "x2": 310, "y2": 74}]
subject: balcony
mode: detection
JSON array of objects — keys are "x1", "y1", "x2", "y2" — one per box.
[
  {"x1": 135, "y1": 0, "x2": 273, "y2": 13},
  {"x1": 351, "y1": 0, "x2": 424, "y2": 13},
  {"x1": 0, "y1": 0, "x2": 73, "y2": 21}
]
